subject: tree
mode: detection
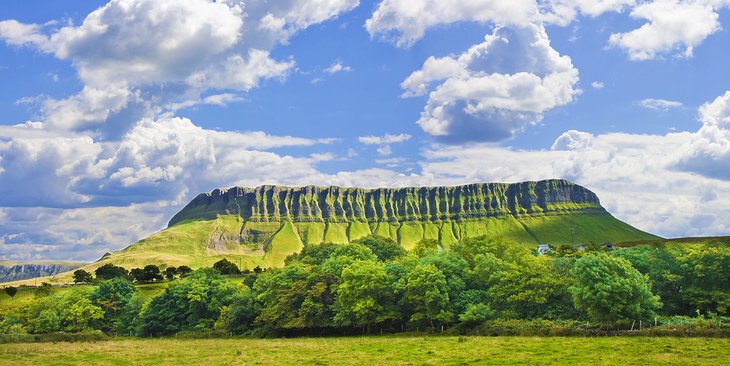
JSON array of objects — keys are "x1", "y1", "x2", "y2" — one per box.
[
  {"x1": 142, "y1": 264, "x2": 162, "y2": 283},
  {"x1": 403, "y1": 264, "x2": 453, "y2": 328},
  {"x1": 64, "y1": 297, "x2": 104, "y2": 331},
  {"x1": 215, "y1": 287, "x2": 259, "y2": 335},
  {"x1": 34, "y1": 282, "x2": 53, "y2": 298},
  {"x1": 115, "y1": 293, "x2": 147, "y2": 336},
  {"x1": 680, "y1": 244, "x2": 730, "y2": 315},
  {"x1": 165, "y1": 266, "x2": 178, "y2": 281},
  {"x1": 333, "y1": 260, "x2": 397, "y2": 332},
  {"x1": 140, "y1": 269, "x2": 237, "y2": 336},
  {"x1": 129, "y1": 268, "x2": 144, "y2": 283},
  {"x1": 95, "y1": 263, "x2": 129, "y2": 280},
  {"x1": 413, "y1": 239, "x2": 439, "y2": 258},
  {"x1": 73, "y1": 269, "x2": 94, "y2": 284},
  {"x1": 488, "y1": 255, "x2": 573, "y2": 319},
  {"x1": 571, "y1": 253, "x2": 661, "y2": 324},
  {"x1": 354, "y1": 236, "x2": 406, "y2": 262},
  {"x1": 33, "y1": 308, "x2": 61, "y2": 333},
  {"x1": 177, "y1": 265, "x2": 193, "y2": 277},
  {"x1": 458, "y1": 304, "x2": 495, "y2": 326},
  {"x1": 4, "y1": 286, "x2": 18, "y2": 298},
  {"x1": 254, "y1": 263, "x2": 335, "y2": 330},
  {"x1": 130, "y1": 265, "x2": 163, "y2": 283},
  {"x1": 213, "y1": 258, "x2": 241, "y2": 275},
  {"x1": 90, "y1": 277, "x2": 137, "y2": 333}
]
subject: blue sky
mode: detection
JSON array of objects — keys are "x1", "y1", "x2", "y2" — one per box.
[{"x1": 1, "y1": 0, "x2": 730, "y2": 261}]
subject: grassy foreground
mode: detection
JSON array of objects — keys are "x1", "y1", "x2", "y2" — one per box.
[{"x1": 1, "y1": 336, "x2": 729, "y2": 365}]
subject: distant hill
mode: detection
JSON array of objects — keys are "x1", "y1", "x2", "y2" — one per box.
[{"x1": 0, "y1": 261, "x2": 86, "y2": 283}]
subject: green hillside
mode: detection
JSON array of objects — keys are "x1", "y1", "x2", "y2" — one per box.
[{"x1": 15, "y1": 180, "x2": 659, "y2": 284}]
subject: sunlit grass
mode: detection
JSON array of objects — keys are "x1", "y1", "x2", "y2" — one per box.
[{"x1": 0, "y1": 336, "x2": 728, "y2": 365}]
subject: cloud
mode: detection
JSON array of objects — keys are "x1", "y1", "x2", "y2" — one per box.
[
  {"x1": 591, "y1": 81, "x2": 605, "y2": 89},
  {"x1": 324, "y1": 61, "x2": 352, "y2": 74},
  {"x1": 376, "y1": 145, "x2": 393, "y2": 156},
  {"x1": 366, "y1": 0, "x2": 538, "y2": 47},
  {"x1": 542, "y1": 0, "x2": 637, "y2": 25},
  {"x1": 0, "y1": 117, "x2": 336, "y2": 208},
  {"x1": 608, "y1": 0, "x2": 724, "y2": 60},
  {"x1": 402, "y1": 24, "x2": 580, "y2": 143},
  {"x1": 639, "y1": 98, "x2": 683, "y2": 111},
  {"x1": 673, "y1": 91, "x2": 730, "y2": 180},
  {"x1": 358, "y1": 133, "x2": 412, "y2": 145},
  {"x1": 202, "y1": 93, "x2": 245, "y2": 106},
  {"x1": 0, "y1": 0, "x2": 359, "y2": 138}
]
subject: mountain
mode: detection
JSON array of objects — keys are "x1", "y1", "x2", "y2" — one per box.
[
  {"x1": 92, "y1": 179, "x2": 657, "y2": 271},
  {"x1": 0, "y1": 261, "x2": 86, "y2": 283}
]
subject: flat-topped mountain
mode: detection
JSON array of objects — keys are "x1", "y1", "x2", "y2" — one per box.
[
  {"x1": 103, "y1": 179, "x2": 656, "y2": 269},
  {"x1": 169, "y1": 179, "x2": 603, "y2": 226},
  {"x1": 21, "y1": 180, "x2": 658, "y2": 283}
]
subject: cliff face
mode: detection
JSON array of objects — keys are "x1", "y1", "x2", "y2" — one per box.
[{"x1": 169, "y1": 179, "x2": 603, "y2": 226}]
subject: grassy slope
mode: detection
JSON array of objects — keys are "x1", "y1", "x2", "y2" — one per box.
[{"x1": 0, "y1": 337, "x2": 728, "y2": 365}]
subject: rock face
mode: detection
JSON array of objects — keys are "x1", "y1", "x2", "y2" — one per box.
[
  {"x1": 0, "y1": 263, "x2": 85, "y2": 283},
  {"x1": 170, "y1": 179, "x2": 603, "y2": 226}
]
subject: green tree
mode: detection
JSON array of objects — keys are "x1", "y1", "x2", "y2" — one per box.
[
  {"x1": 354, "y1": 236, "x2": 406, "y2": 262},
  {"x1": 4, "y1": 286, "x2": 18, "y2": 298},
  {"x1": 333, "y1": 260, "x2": 397, "y2": 332},
  {"x1": 403, "y1": 264, "x2": 453, "y2": 328},
  {"x1": 413, "y1": 239, "x2": 440, "y2": 258},
  {"x1": 165, "y1": 266, "x2": 178, "y2": 281},
  {"x1": 73, "y1": 269, "x2": 94, "y2": 284},
  {"x1": 213, "y1": 258, "x2": 241, "y2": 275},
  {"x1": 64, "y1": 297, "x2": 104, "y2": 331},
  {"x1": 680, "y1": 244, "x2": 730, "y2": 315},
  {"x1": 90, "y1": 277, "x2": 137, "y2": 333},
  {"x1": 95, "y1": 263, "x2": 129, "y2": 280},
  {"x1": 488, "y1": 255, "x2": 573, "y2": 319},
  {"x1": 140, "y1": 269, "x2": 237, "y2": 336},
  {"x1": 458, "y1": 303, "x2": 495, "y2": 325},
  {"x1": 254, "y1": 263, "x2": 335, "y2": 330},
  {"x1": 177, "y1": 265, "x2": 193, "y2": 277},
  {"x1": 215, "y1": 286, "x2": 259, "y2": 335},
  {"x1": 571, "y1": 253, "x2": 661, "y2": 324},
  {"x1": 34, "y1": 282, "x2": 53, "y2": 298},
  {"x1": 114, "y1": 293, "x2": 147, "y2": 336},
  {"x1": 33, "y1": 308, "x2": 61, "y2": 333}
]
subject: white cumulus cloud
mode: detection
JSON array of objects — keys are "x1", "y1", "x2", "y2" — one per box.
[
  {"x1": 608, "y1": 0, "x2": 724, "y2": 60},
  {"x1": 402, "y1": 24, "x2": 580, "y2": 143}
]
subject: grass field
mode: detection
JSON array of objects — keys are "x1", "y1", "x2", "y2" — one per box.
[{"x1": 0, "y1": 336, "x2": 728, "y2": 365}]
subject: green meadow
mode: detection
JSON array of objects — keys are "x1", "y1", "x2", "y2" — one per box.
[{"x1": 1, "y1": 336, "x2": 728, "y2": 365}]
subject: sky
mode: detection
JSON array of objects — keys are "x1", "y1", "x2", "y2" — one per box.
[{"x1": 1, "y1": 0, "x2": 730, "y2": 261}]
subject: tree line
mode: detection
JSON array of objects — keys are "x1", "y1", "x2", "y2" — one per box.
[{"x1": 1, "y1": 236, "x2": 728, "y2": 336}]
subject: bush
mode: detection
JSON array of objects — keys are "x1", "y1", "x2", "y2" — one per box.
[{"x1": 4, "y1": 286, "x2": 18, "y2": 298}]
